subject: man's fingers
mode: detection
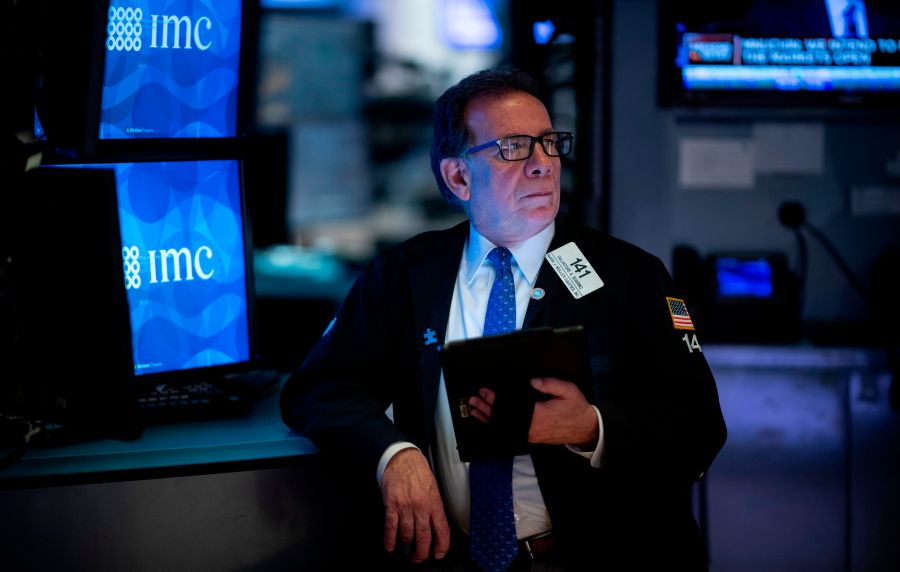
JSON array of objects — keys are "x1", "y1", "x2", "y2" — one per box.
[
  {"x1": 470, "y1": 407, "x2": 489, "y2": 423},
  {"x1": 385, "y1": 508, "x2": 450, "y2": 562},
  {"x1": 528, "y1": 377, "x2": 598, "y2": 445},
  {"x1": 531, "y1": 376, "x2": 577, "y2": 398},
  {"x1": 432, "y1": 510, "x2": 451, "y2": 560},
  {"x1": 411, "y1": 514, "x2": 433, "y2": 563},
  {"x1": 479, "y1": 387, "x2": 496, "y2": 404},
  {"x1": 398, "y1": 511, "x2": 416, "y2": 546},
  {"x1": 468, "y1": 395, "x2": 493, "y2": 423},
  {"x1": 384, "y1": 507, "x2": 399, "y2": 552},
  {"x1": 379, "y1": 448, "x2": 451, "y2": 562}
]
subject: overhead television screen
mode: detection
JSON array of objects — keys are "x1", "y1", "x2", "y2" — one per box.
[
  {"x1": 660, "y1": 0, "x2": 900, "y2": 105},
  {"x1": 100, "y1": 0, "x2": 243, "y2": 138},
  {"x1": 54, "y1": 160, "x2": 252, "y2": 376}
]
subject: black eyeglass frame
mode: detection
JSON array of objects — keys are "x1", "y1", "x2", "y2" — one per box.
[{"x1": 465, "y1": 131, "x2": 574, "y2": 161}]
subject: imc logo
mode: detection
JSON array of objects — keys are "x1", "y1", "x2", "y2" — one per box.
[
  {"x1": 123, "y1": 245, "x2": 215, "y2": 290},
  {"x1": 107, "y1": 5, "x2": 213, "y2": 52}
]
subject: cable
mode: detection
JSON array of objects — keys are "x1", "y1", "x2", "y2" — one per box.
[
  {"x1": 778, "y1": 201, "x2": 869, "y2": 302},
  {"x1": 789, "y1": 227, "x2": 808, "y2": 315},
  {"x1": 779, "y1": 201, "x2": 898, "y2": 413},
  {"x1": 802, "y1": 223, "x2": 869, "y2": 301},
  {"x1": 0, "y1": 414, "x2": 45, "y2": 471},
  {"x1": 792, "y1": 228, "x2": 808, "y2": 284}
]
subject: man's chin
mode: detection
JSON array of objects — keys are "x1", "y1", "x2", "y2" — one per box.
[
  {"x1": 526, "y1": 204, "x2": 559, "y2": 224},
  {"x1": 518, "y1": 209, "x2": 558, "y2": 238}
]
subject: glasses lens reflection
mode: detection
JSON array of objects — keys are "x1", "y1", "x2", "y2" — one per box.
[{"x1": 498, "y1": 133, "x2": 571, "y2": 161}]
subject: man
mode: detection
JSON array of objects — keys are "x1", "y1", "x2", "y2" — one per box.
[{"x1": 281, "y1": 67, "x2": 726, "y2": 571}]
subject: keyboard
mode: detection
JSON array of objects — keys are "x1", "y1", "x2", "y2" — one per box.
[{"x1": 136, "y1": 380, "x2": 253, "y2": 424}]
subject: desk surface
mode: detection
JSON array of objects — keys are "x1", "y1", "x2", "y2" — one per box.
[
  {"x1": 2, "y1": 344, "x2": 887, "y2": 487},
  {"x1": 0, "y1": 385, "x2": 317, "y2": 486}
]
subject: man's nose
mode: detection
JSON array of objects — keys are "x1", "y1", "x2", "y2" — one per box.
[{"x1": 525, "y1": 142, "x2": 554, "y2": 177}]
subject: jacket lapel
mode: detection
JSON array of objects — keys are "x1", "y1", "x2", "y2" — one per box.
[
  {"x1": 523, "y1": 219, "x2": 576, "y2": 328},
  {"x1": 408, "y1": 223, "x2": 468, "y2": 446}
]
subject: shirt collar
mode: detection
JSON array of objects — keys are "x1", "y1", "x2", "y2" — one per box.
[{"x1": 463, "y1": 221, "x2": 555, "y2": 285}]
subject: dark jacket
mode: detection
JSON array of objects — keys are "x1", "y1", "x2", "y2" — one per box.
[{"x1": 281, "y1": 217, "x2": 727, "y2": 570}]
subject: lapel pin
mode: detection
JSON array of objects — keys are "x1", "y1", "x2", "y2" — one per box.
[{"x1": 530, "y1": 288, "x2": 546, "y2": 300}]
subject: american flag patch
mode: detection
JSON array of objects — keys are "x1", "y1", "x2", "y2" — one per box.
[{"x1": 666, "y1": 297, "x2": 695, "y2": 331}]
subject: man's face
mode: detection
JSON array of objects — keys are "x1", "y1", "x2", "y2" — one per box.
[{"x1": 453, "y1": 91, "x2": 561, "y2": 246}]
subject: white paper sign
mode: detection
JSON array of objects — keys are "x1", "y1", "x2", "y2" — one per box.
[{"x1": 678, "y1": 138, "x2": 755, "y2": 190}]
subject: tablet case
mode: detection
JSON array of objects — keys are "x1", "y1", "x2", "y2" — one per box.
[{"x1": 439, "y1": 325, "x2": 592, "y2": 462}]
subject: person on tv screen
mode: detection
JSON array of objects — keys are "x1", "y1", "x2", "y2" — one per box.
[
  {"x1": 281, "y1": 66, "x2": 727, "y2": 571},
  {"x1": 746, "y1": 0, "x2": 897, "y2": 38}
]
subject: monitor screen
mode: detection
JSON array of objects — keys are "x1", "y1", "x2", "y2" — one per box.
[
  {"x1": 259, "y1": 0, "x2": 341, "y2": 8},
  {"x1": 100, "y1": 0, "x2": 244, "y2": 139},
  {"x1": 53, "y1": 159, "x2": 253, "y2": 376},
  {"x1": 715, "y1": 257, "x2": 774, "y2": 298},
  {"x1": 660, "y1": 0, "x2": 900, "y2": 106}
]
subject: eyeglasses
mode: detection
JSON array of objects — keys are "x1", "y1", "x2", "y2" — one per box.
[{"x1": 466, "y1": 132, "x2": 573, "y2": 161}]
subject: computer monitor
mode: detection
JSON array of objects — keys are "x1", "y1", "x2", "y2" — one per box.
[
  {"x1": 50, "y1": 158, "x2": 255, "y2": 379},
  {"x1": 35, "y1": 0, "x2": 258, "y2": 155},
  {"x1": 100, "y1": 0, "x2": 245, "y2": 140},
  {"x1": 703, "y1": 252, "x2": 802, "y2": 342}
]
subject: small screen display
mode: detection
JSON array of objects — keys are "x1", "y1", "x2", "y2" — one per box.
[
  {"x1": 716, "y1": 257, "x2": 774, "y2": 298},
  {"x1": 100, "y1": 0, "x2": 243, "y2": 139}
]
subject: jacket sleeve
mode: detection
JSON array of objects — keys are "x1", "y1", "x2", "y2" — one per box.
[
  {"x1": 279, "y1": 254, "x2": 414, "y2": 477},
  {"x1": 596, "y1": 254, "x2": 727, "y2": 485}
]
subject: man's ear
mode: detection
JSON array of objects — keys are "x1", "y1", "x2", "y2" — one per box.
[{"x1": 440, "y1": 157, "x2": 470, "y2": 202}]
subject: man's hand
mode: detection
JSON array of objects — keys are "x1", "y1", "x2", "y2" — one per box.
[
  {"x1": 528, "y1": 377, "x2": 599, "y2": 448},
  {"x1": 380, "y1": 447, "x2": 451, "y2": 563},
  {"x1": 467, "y1": 379, "x2": 598, "y2": 449},
  {"x1": 467, "y1": 387, "x2": 496, "y2": 423}
]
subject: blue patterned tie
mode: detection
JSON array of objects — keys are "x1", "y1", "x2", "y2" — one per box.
[{"x1": 469, "y1": 247, "x2": 518, "y2": 572}]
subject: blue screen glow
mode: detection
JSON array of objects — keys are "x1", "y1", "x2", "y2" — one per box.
[
  {"x1": 100, "y1": 0, "x2": 243, "y2": 139},
  {"x1": 716, "y1": 258, "x2": 774, "y2": 298},
  {"x1": 440, "y1": 0, "x2": 502, "y2": 49},
  {"x1": 54, "y1": 160, "x2": 251, "y2": 375}
]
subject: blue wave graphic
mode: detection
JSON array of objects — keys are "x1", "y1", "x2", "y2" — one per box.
[
  {"x1": 101, "y1": 75, "x2": 237, "y2": 138},
  {"x1": 133, "y1": 308, "x2": 249, "y2": 373},
  {"x1": 131, "y1": 292, "x2": 246, "y2": 336},
  {"x1": 182, "y1": 349, "x2": 243, "y2": 370},
  {"x1": 102, "y1": 66, "x2": 237, "y2": 110}
]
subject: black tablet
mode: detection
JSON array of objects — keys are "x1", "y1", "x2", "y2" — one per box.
[{"x1": 439, "y1": 325, "x2": 592, "y2": 462}]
